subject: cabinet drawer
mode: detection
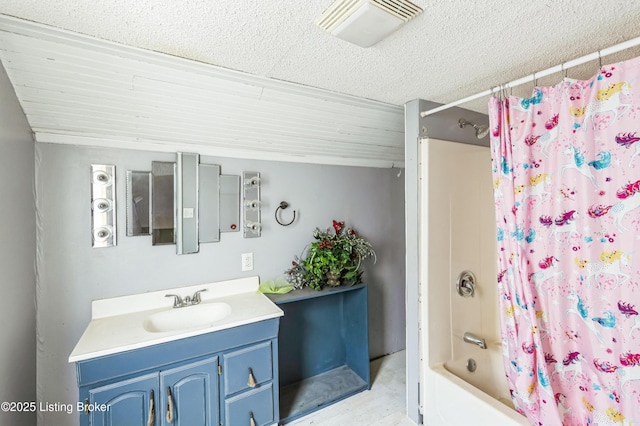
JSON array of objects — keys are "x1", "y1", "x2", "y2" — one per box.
[
  {"x1": 223, "y1": 341, "x2": 273, "y2": 395},
  {"x1": 225, "y1": 384, "x2": 274, "y2": 426}
]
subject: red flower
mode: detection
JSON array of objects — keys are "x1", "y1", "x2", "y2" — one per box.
[{"x1": 332, "y1": 220, "x2": 344, "y2": 234}]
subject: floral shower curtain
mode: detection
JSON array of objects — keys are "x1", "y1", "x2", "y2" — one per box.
[{"x1": 490, "y1": 56, "x2": 640, "y2": 425}]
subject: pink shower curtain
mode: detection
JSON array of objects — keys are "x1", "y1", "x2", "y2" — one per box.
[{"x1": 490, "y1": 56, "x2": 640, "y2": 425}]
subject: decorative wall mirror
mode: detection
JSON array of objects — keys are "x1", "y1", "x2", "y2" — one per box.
[
  {"x1": 220, "y1": 175, "x2": 240, "y2": 232},
  {"x1": 176, "y1": 152, "x2": 200, "y2": 254},
  {"x1": 134, "y1": 154, "x2": 243, "y2": 253},
  {"x1": 198, "y1": 163, "x2": 221, "y2": 243},
  {"x1": 125, "y1": 171, "x2": 152, "y2": 236},
  {"x1": 151, "y1": 161, "x2": 175, "y2": 246}
]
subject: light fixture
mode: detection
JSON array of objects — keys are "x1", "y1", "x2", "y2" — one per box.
[{"x1": 317, "y1": 0, "x2": 423, "y2": 48}]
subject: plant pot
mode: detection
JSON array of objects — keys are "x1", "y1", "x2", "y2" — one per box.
[{"x1": 326, "y1": 271, "x2": 341, "y2": 287}]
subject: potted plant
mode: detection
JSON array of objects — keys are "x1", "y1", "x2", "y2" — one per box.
[{"x1": 285, "y1": 220, "x2": 375, "y2": 290}]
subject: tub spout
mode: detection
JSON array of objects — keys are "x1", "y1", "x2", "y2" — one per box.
[{"x1": 463, "y1": 332, "x2": 487, "y2": 349}]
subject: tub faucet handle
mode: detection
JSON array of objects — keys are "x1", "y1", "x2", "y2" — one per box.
[{"x1": 456, "y1": 270, "x2": 476, "y2": 298}]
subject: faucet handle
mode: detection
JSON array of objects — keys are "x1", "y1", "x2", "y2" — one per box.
[
  {"x1": 165, "y1": 294, "x2": 183, "y2": 308},
  {"x1": 192, "y1": 289, "x2": 207, "y2": 304}
]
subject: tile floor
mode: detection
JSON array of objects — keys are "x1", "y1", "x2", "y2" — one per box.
[{"x1": 286, "y1": 350, "x2": 414, "y2": 426}]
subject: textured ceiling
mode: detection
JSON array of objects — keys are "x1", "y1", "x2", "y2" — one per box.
[{"x1": 3, "y1": 1, "x2": 640, "y2": 114}]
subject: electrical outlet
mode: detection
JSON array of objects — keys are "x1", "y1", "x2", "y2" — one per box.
[{"x1": 241, "y1": 252, "x2": 253, "y2": 271}]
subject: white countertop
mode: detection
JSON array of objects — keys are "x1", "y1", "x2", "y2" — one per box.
[{"x1": 69, "y1": 276, "x2": 283, "y2": 363}]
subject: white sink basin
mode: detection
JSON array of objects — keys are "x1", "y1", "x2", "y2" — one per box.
[{"x1": 143, "y1": 302, "x2": 232, "y2": 333}]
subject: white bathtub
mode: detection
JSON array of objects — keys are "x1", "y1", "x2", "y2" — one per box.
[
  {"x1": 424, "y1": 364, "x2": 528, "y2": 425},
  {"x1": 419, "y1": 139, "x2": 529, "y2": 426},
  {"x1": 444, "y1": 346, "x2": 513, "y2": 409}
]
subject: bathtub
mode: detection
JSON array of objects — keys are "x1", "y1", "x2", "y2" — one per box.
[
  {"x1": 444, "y1": 342, "x2": 514, "y2": 410},
  {"x1": 419, "y1": 138, "x2": 529, "y2": 426},
  {"x1": 423, "y1": 364, "x2": 528, "y2": 425}
]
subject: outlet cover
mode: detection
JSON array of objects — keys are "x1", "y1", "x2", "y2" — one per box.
[{"x1": 242, "y1": 252, "x2": 254, "y2": 271}]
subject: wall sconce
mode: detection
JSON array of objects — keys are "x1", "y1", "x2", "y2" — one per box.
[
  {"x1": 243, "y1": 172, "x2": 261, "y2": 238},
  {"x1": 91, "y1": 164, "x2": 116, "y2": 248}
]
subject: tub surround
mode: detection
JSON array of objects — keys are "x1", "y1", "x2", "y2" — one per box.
[
  {"x1": 419, "y1": 138, "x2": 527, "y2": 425},
  {"x1": 69, "y1": 276, "x2": 283, "y2": 362}
]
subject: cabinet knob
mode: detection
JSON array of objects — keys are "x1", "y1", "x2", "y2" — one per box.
[
  {"x1": 248, "y1": 367, "x2": 257, "y2": 388},
  {"x1": 249, "y1": 411, "x2": 256, "y2": 426}
]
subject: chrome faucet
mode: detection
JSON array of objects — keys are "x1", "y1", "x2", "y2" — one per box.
[
  {"x1": 165, "y1": 294, "x2": 184, "y2": 308},
  {"x1": 165, "y1": 289, "x2": 207, "y2": 308},
  {"x1": 463, "y1": 332, "x2": 487, "y2": 350},
  {"x1": 192, "y1": 289, "x2": 207, "y2": 304}
]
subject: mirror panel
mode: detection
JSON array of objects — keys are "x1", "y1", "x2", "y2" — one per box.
[
  {"x1": 151, "y1": 161, "x2": 175, "y2": 245},
  {"x1": 220, "y1": 175, "x2": 240, "y2": 232},
  {"x1": 146, "y1": 155, "x2": 243, "y2": 251},
  {"x1": 176, "y1": 153, "x2": 200, "y2": 254},
  {"x1": 126, "y1": 171, "x2": 152, "y2": 236},
  {"x1": 198, "y1": 164, "x2": 221, "y2": 242}
]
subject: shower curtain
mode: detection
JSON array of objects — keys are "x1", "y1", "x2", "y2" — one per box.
[{"x1": 490, "y1": 56, "x2": 640, "y2": 426}]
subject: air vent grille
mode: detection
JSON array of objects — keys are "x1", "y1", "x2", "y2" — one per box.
[
  {"x1": 317, "y1": 0, "x2": 422, "y2": 32},
  {"x1": 372, "y1": 0, "x2": 423, "y2": 21}
]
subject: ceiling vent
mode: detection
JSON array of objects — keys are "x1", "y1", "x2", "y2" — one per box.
[{"x1": 317, "y1": 0, "x2": 423, "y2": 48}]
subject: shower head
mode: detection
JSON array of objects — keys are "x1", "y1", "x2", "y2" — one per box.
[{"x1": 458, "y1": 119, "x2": 490, "y2": 139}]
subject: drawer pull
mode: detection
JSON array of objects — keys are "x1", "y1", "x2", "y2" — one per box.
[
  {"x1": 248, "y1": 368, "x2": 257, "y2": 388},
  {"x1": 147, "y1": 389, "x2": 155, "y2": 426},
  {"x1": 166, "y1": 386, "x2": 174, "y2": 423},
  {"x1": 250, "y1": 411, "x2": 256, "y2": 426}
]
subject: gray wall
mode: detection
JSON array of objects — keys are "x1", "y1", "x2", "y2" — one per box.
[
  {"x1": 36, "y1": 143, "x2": 405, "y2": 424},
  {"x1": 0, "y1": 65, "x2": 36, "y2": 425}
]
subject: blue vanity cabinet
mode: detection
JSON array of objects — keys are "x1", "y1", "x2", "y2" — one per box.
[{"x1": 75, "y1": 318, "x2": 280, "y2": 426}]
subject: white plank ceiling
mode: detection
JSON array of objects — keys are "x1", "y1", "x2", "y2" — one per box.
[{"x1": 0, "y1": 16, "x2": 403, "y2": 167}]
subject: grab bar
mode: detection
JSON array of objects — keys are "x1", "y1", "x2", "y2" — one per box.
[{"x1": 463, "y1": 332, "x2": 487, "y2": 349}]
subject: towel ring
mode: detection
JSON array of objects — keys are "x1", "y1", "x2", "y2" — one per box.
[{"x1": 275, "y1": 201, "x2": 296, "y2": 226}]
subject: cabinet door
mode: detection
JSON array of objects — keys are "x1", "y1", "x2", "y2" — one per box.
[
  {"x1": 88, "y1": 373, "x2": 158, "y2": 426},
  {"x1": 160, "y1": 357, "x2": 219, "y2": 426}
]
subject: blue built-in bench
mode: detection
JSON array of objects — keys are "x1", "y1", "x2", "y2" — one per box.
[{"x1": 267, "y1": 284, "x2": 370, "y2": 424}]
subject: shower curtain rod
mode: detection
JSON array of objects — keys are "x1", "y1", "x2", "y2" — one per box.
[{"x1": 420, "y1": 35, "x2": 640, "y2": 117}]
